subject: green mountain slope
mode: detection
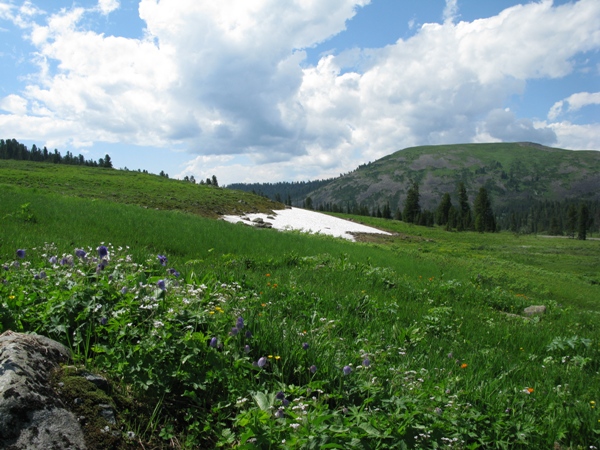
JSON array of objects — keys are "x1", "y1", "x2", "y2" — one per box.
[
  {"x1": 307, "y1": 142, "x2": 600, "y2": 211},
  {"x1": 0, "y1": 160, "x2": 282, "y2": 217}
]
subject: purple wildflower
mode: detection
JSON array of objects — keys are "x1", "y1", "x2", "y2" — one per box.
[
  {"x1": 60, "y1": 257, "x2": 70, "y2": 266},
  {"x1": 362, "y1": 358, "x2": 371, "y2": 367},
  {"x1": 157, "y1": 255, "x2": 167, "y2": 266},
  {"x1": 343, "y1": 365, "x2": 352, "y2": 376},
  {"x1": 75, "y1": 249, "x2": 87, "y2": 259},
  {"x1": 2, "y1": 265, "x2": 8, "y2": 271},
  {"x1": 310, "y1": 365, "x2": 317, "y2": 374},
  {"x1": 16, "y1": 249, "x2": 26, "y2": 258},
  {"x1": 97, "y1": 245, "x2": 108, "y2": 258},
  {"x1": 48, "y1": 256, "x2": 58, "y2": 264},
  {"x1": 209, "y1": 337, "x2": 218, "y2": 348},
  {"x1": 302, "y1": 342, "x2": 309, "y2": 350},
  {"x1": 245, "y1": 330, "x2": 252, "y2": 339},
  {"x1": 244, "y1": 345, "x2": 251, "y2": 353},
  {"x1": 120, "y1": 287, "x2": 128, "y2": 295},
  {"x1": 236, "y1": 316, "x2": 244, "y2": 329},
  {"x1": 257, "y1": 357, "x2": 267, "y2": 368},
  {"x1": 276, "y1": 391, "x2": 285, "y2": 401},
  {"x1": 282, "y1": 398, "x2": 290, "y2": 407},
  {"x1": 274, "y1": 408, "x2": 285, "y2": 419},
  {"x1": 100, "y1": 317, "x2": 108, "y2": 326},
  {"x1": 167, "y1": 268, "x2": 180, "y2": 277},
  {"x1": 157, "y1": 279, "x2": 166, "y2": 291},
  {"x1": 230, "y1": 327, "x2": 239, "y2": 336}
]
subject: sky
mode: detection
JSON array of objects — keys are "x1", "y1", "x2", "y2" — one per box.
[{"x1": 0, "y1": 0, "x2": 599, "y2": 185}]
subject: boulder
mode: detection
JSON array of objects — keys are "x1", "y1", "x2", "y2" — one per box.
[
  {"x1": 0, "y1": 330, "x2": 87, "y2": 449},
  {"x1": 523, "y1": 305, "x2": 547, "y2": 316}
]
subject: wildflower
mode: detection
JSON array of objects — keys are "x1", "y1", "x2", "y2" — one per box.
[
  {"x1": 276, "y1": 391, "x2": 285, "y2": 400},
  {"x1": 75, "y1": 249, "x2": 87, "y2": 258},
  {"x1": 275, "y1": 408, "x2": 285, "y2": 419},
  {"x1": 97, "y1": 245, "x2": 108, "y2": 258},
  {"x1": 167, "y1": 268, "x2": 180, "y2": 277},
  {"x1": 343, "y1": 365, "x2": 352, "y2": 376},
  {"x1": 153, "y1": 320, "x2": 164, "y2": 328},
  {"x1": 16, "y1": 249, "x2": 26, "y2": 258},
  {"x1": 527, "y1": 387, "x2": 534, "y2": 394},
  {"x1": 310, "y1": 365, "x2": 317, "y2": 374},
  {"x1": 266, "y1": 273, "x2": 270, "y2": 277},
  {"x1": 60, "y1": 257, "x2": 71, "y2": 266},
  {"x1": 48, "y1": 256, "x2": 58, "y2": 264},
  {"x1": 2, "y1": 265, "x2": 8, "y2": 271},
  {"x1": 157, "y1": 254, "x2": 167, "y2": 266},
  {"x1": 244, "y1": 345, "x2": 251, "y2": 353},
  {"x1": 120, "y1": 287, "x2": 128, "y2": 295},
  {"x1": 460, "y1": 363, "x2": 468, "y2": 369},
  {"x1": 209, "y1": 337, "x2": 218, "y2": 348},
  {"x1": 434, "y1": 407, "x2": 442, "y2": 415},
  {"x1": 245, "y1": 330, "x2": 252, "y2": 338},
  {"x1": 362, "y1": 358, "x2": 371, "y2": 367},
  {"x1": 257, "y1": 357, "x2": 267, "y2": 368},
  {"x1": 126, "y1": 431, "x2": 135, "y2": 440},
  {"x1": 157, "y1": 279, "x2": 166, "y2": 291},
  {"x1": 236, "y1": 317, "x2": 244, "y2": 329},
  {"x1": 268, "y1": 355, "x2": 273, "y2": 359},
  {"x1": 230, "y1": 327, "x2": 239, "y2": 336},
  {"x1": 34, "y1": 271, "x2": 47, "y2": 280},
  {"x1": 100, "y1": 317, "x2": 108, "y2": 326},
  {"x1": 275, "y1": 355, "x2": 281, "y2": 360},
  {"x1": 289, "y1": 423, "x2": 300, "y2": 429},
  {"x1": 302, "y1": 342, "x2": 309, "y2": 350}
]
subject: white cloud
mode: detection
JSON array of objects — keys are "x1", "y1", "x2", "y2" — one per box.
[
  {"x1": 97, "y1": 0, "x2": 119, "y2": 15},
  {"x1": 0, "y1": 94, "x2": 28, "y2": 114},
  {"x1": 443, "y1": 0, "x2": 459, "y2": 23},
  {"x1": 1, "y1": 0, "x2": 599, "y2": 183},
  {"x1": 548, "y1": 91, "x2": 600, "y2": 120}
]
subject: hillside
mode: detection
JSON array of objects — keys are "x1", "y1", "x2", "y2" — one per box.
[
  {"x1": 0, "y1": 159, "x2": 283, "y2": 218},
  {"x1": 307, "y1": 142, "x2": 600, "y2": 212}
]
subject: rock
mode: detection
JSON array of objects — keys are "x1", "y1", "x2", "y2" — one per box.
[
  {"x1": 523, "y1": 305, "x2": 546, "y2": 316},
  {"x1": 252, "y1": 217, "x2": 264, "y2": 224},
  {"x1": 83, "y1": 373, "x2": 109, "y2": 392},
  {"x1": 0, "y1": 330, "x2": 87, "y2": 449}
]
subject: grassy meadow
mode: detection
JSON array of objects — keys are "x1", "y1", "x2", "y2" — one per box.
[{"x1": 1, "y1": 163, "x2": 599, "y2": 449}]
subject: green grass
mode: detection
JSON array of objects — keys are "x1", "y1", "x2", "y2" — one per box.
[{"x1": 1, "y1": 163, "x2": 599, "y2": 449}]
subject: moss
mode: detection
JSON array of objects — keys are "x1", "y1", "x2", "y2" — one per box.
[{"x1": 51, "y1": 366, "x2": 135, "y2": 450}]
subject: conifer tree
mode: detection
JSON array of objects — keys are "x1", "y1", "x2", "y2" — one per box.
[
  {"x1": 457, "y1": 182, "x2": 472, "y2": 231},
  {"x1": 403, "y1": 181, "x2": 421, "y2": 224},
  {"x1": 578, "y1": 203, "x2": 589, "y2": 240},
  {"x1": 566, "y1": 204, "x2": 577, "y2": 238},
  {"x1": 436, "y1": 192, "x2": 452, "y2": 226},
  {"x1": 474, "y1": 187, "x2": 496, "y2": 232}
]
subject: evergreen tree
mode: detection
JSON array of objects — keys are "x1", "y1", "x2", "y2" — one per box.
[
  {"x1": 578, "y1": 203, "x2": 589, "y2": 240},
  {"x1": 566, "y1": 204, "x2": 577, "y2": 238},
  {"x1": 211, "y1": 175, "x2": 219, "y2": 187},
  {"x1": 403, "y1": 181, "x2": 421, "y2": 224},
  {"x1": 103, "y1": 154, "x2": 113, "y2": 168},
  {"x1": 436, "y1": 192, "x2": 452, "y2": 226},
  {"x1": 457, "y1": 182, "x2": 472, "y2": 231},
  {"x1": 474, "y1": 187, "x2": 496, "y2": 232},
  {"x1": 394, "y1": 208, "x2": 402, "y2": 221}
]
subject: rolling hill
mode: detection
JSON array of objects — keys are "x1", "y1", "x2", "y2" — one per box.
[{"x1": 307, "y1": 142, "x2": 600, "y2": 212}]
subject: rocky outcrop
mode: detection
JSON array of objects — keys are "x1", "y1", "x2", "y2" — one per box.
[{"x1": 0, "y1": 330, "x2": 87, "y2": 449}]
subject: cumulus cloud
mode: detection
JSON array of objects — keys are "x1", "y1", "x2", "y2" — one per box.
[
  {"x1": 97, "y1": 0, "x2": 119, "y2": 15},
  {"x1": 481, "y1": 108, "x2": 557, "y2": 145},
  {"x1": 1, "y1": 0, "x2": 599, "y2": 182},
  {"x1": 548, "y1": 91, "x2": 600, "y2": 120}
]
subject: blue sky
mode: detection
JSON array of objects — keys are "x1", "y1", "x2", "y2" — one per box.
[{"x1": 0, "y1": 0, "x2": 598, "y2": 184}]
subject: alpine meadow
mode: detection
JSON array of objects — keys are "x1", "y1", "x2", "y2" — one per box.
[{"x1": 1, "y1": 143, "x2": 599, "y2": 448}]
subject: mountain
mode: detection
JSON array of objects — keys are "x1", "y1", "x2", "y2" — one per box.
[{"x1": 306, "y1": 142, "x2": 600, "y2": 212}]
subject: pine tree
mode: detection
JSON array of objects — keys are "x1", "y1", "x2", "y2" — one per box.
[
  {"x1": 436, "y1": 192, "x2": 452, "y2": 226},
  {"x1": 403, "y1": 181, "x2": 421, "y2": 224},
  {"x1": 578, "y1": 203, "x2": 589, "y2": 240},
  {"x1": 457, "y1": 182, "x2": 471, "y2": 231},
  {"x1": 474, "y1": 187, "x2": 496, "y2": 232},
  {"x1": 566, "y1": 204, "x2": 577, "y2": 238}
]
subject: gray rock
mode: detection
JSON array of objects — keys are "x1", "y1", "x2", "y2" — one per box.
[
  {"x1": 0, "y1": 331, "x2": 86, "y2": 449},
  {"x1": 523, "y1": 305, "x2": 547, "y2": 316}
]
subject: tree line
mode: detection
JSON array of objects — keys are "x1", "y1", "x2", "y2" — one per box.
[
  {"x1": 309, "y1": 181, "x2": 596, "y2": 239},
  {"x1": 1, "y1": 138, "x2": 113, "y2": 168}
]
